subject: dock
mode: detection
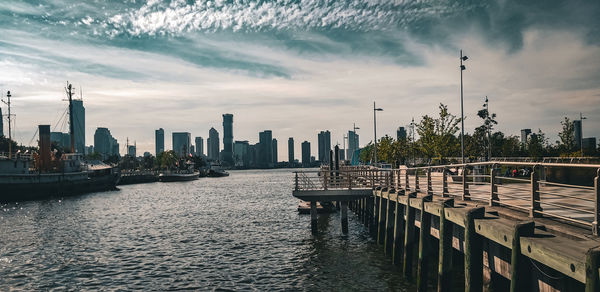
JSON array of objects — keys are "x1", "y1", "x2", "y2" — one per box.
[{"x1": 292, "y1": 161, "x2": 600, "y2": 291}]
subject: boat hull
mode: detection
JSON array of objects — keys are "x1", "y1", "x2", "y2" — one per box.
[{"x1": 159, "y1": 172, "x2": 199, "y2": 182}]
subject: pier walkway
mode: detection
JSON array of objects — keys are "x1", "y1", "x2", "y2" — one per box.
[{"x1": 292, "y1": 162, "x2": 600, "y2": 291}]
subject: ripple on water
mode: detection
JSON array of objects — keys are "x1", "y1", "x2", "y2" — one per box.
[{"x1": 0, "y1": 169, "x2": 412, "y2": 291}]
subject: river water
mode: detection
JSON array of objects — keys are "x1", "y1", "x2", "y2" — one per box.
[{"x1": 0, "y1": 168, "x2": 412, "y2": 291}]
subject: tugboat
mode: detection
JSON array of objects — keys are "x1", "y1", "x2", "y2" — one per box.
[{"x1": 0, "y1": 85, "x2": 120, "y2": 202}]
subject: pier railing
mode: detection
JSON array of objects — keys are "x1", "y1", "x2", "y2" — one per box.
[{"x1": 294, "y1": 162, "x2": 600, "y2": 235}]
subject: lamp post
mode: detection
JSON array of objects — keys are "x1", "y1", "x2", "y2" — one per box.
[
  {"x1": 410, "y1": 117, "x2": 415, "y2": 166},
  {"x1": 580, "y1": 112, "x2": 587, "y2": 156},
  {"x1": 484, "y1": 96, "x2": 491, "y2": 160},
  {"x1": 460, "y1": 50, "x2": 469, "y2": 163},
  {"x1": 373, "y1": 101, "x2": 383, "y2": 167}
]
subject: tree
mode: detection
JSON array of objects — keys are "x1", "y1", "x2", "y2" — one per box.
[
  {"x1": 527, "y1": 129, "x2": 548, "y2": 158},
  {"x1": 0, "y1": 136, "x2": 18, "y2": 153},
  {"x1": 557, "y1": 117, "x2": 576, "y2": 155},
  {"x1": 416, "y1": 103, "x2": 461, "y2": 163},
  {"x1": 156, "y1": 150, "x2": 177, "y2": 170},
  {"x1": 142, "y1": 155, "x2": 155, "y2": 169},
  {"x1": 473, "y1": 103, "x2": 498, "y2": 159}
]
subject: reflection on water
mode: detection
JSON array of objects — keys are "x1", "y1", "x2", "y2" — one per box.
[{"x1": 0, "y1": 169, "x2": 412, "y2": 291}]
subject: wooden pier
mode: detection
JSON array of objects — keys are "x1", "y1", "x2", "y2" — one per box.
[{"x1": 292, "y1": 162, "x2": 600, "y2": 291}]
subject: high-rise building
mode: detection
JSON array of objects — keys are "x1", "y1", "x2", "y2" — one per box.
[
  {"x1": 0, "y1": 108, "x2": 3, "y2": 137},
  {"x1": 583, "y1": 137, "x2": 597, "y2": 151},
  {"x1": 520, "y1": 129, "x2": 532, "y2": 144},
  {"x1": 348, "y1": 130, "x2": 360, "y2": 162},
  {"x1": 155, "y1": 128, "x2": 164, "y2": 155},
  {"x1": 318, "y1": 130, "x2": 331, "y2": 163},
  {"x1": 195, "y1": 137, "x2": 204, "y2": 156},
  {"x1": 301, "y1": 141, "x2": 311, "y2": 167},
  {"x1": 50, "y1": 132, "x2": 70, "y2": 150},
  {"x1": 172, "y1": 132, "x2": 191, "y2": 157},
  {"x1": 94, "y1": 127, "x2": 118, "y2": 158},
  {"x1": 234, "y1": 140, "x2": 249, "y2": 167},
  {"x1": 258, "y1": 130, "x2": 273, "y2": 168},
  {"x1": 288, "y1": 137, "x2": 294, "y2": 165},
  {"x1": 71, "y1": 100, "x2": 85, "y2": 154},
  {"x1": 207, "y1": 127, "x2": 220, "y2": 160},
  {"x1": 222, "y1": 114, "x2": 234, "y2": 163},
  {"x1": 272, "y1": 138, "x2": 278, "y2": 164},
  {"x1": 574, "y1": 120, "x2": 582, "y2": 149},
  {"x1": 190, "y1": 145, "x2": 195, "y2": 155},
  {"x1": 128, "y1": 145, "x2": 136, "y2": 157},
  {"x1": 396, "y1": 127, "x2": 407, "y2": 140}
]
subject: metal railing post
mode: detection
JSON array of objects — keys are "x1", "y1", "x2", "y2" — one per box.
[
  {"x1": 593, "y1": 169, "x2": 600, "y2": 236},
  {"x1": 530, "y1": 167, "x2": 541, "y2": 218},
  {"x1": 442, "y1": 167, "x2": 449, "y2": 197},
  {"x1": 462, "y1": 165, "x2": 470, "y2": 200},
  {"x1": 490, "y1": 165, "x2": 498, "y2": 206},
  {"x1": 427, "y1": 167, "x2": 432, "y2": 195}
]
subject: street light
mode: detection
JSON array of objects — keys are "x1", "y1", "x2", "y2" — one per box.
[
  {"x1": 580, "y1": 112, "x2": 587, "y2": 156},
  {"x1": 460, "y1": 50, "x2": 468, "y2": 163},
  {"x1": 410, "y1": 117, "x2": 415, "y2": 166},
  {"x1": 484, "y1": 96, "x2": 491, "y2": 160},
  {"x1": 373, "y1": 101, "x2": 383, "y2": 167}
]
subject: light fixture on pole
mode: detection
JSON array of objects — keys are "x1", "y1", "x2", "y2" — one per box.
[
  {"x1": 580, "y1": 112, "x2": 587, "y2": 156},
  {"x1": 373, "y1": 101, "x2": 383, "y2": 167},
  {"x1": 410, "y1": 117, "x2": 415, "y2": 166},
  {"x1": 460, "y1": 50, "x2": 468, "y2": 163}
]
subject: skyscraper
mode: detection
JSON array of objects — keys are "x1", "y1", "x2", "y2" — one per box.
[
  {"x1": 172, "y1": 132, "x2": 191, "y2": 157},
  {"x1": 94, "y1": 127, "x2": 118, "y2": 158},
  {"x1": 195, "y1": 136, "x2": 204, "y2": 156},
  {"x1": 258, "y1": 130, "x2": 273, "y2": 168},
  {"x1": 222, "y1": 114, "x2": 234, "y2": 163},
  {"x1": 208, "y1": 127, "x2": 220, "y2": 160},
  {"x1": 50, "y1": 132, "x2": 70, "y2": 150},
  {"x1": 272, "y1": 138, "x2": 278, "y2": 164},
  {"x1": 72, "y1": 99, "x2": 85, "y2": 154},
  {"x1": 301, "y1": 141, "x2": 311, "y2": 167},
  {"x1": 234, "y1": 140, "x2": 249, "y2": 167},
  {"x1": 318, "y1": 130, "x2": 331, "y2": 163},
  {"x1": 520, "y1": 129, "x2": 532, "y2": 144},
  {"x1": 155, "y1": 128, "x2": 164, "y2": 155},
  {"x1": 0, "y1": 108, "x2": 3, "y2": 137},
  {"x1": 288, "y1": 137, "x2": 294, "y2": 165},
  {"x1": 396, "y1": 127, "x2": 407, "y2": 140},
  {"x1": 348, "y1": 130, "x2": 360, "y2": 162},
  {"x1": 128, "y1": 145, "x2": 136, "y2": 157}
]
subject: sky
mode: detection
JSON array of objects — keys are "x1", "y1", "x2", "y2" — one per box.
[{"x1": 0, "y1": 0, "x2": 599, "y2": 160}]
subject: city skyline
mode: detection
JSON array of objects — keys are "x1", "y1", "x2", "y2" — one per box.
[{"x1": 0, "y1": 1, "x2": 599, "y2": 160}]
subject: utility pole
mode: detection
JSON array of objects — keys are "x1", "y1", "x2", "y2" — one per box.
[{"x1": 460, "y1": 50, "x2": 469, "y2": 163}]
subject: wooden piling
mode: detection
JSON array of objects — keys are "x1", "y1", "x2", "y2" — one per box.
[
  {"x1": 341, "y1": 201, "x2": 349, "y2": 234},
  {"x1": 403, "y1": 192, "x2": 417, "y2": 279},
  {"x1": 393, "y1": 192, "x2": 405, "y2": 265},
  {"x1": 464, "y1": 207, "x2": 485, "y2": 292},
  {"x1": 417, "y1": 195, "x2": 433, "y2": 292},
  {"x1": 310, "y1": 201, "x2": 318, "y2": 234},
  {"x1": 438, "y1": 198, "x2": 455, "y2": 292},
  {"x1": 509, "y1": 221, "x2": 535, "y2": 292},
  {"x1": 385, "y1": 191, "x2": 396, "y2": 255},
  {"x1": 585, "y1": 247, "x2": 600, "y2": 292},
  {"x1": 378, "y1": 189, "x2": 388, "y2": 245}
]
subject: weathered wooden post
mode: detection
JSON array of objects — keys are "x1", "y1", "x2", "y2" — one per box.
[
  {"x1": 417, "y1": 195, "x2": 433, "y2": 292},
  {"x1": 378, "y1": 188, "x2": 388, "y2": 245},
  {"x1": 294, "y1": 172, "x2": 299, "y2": 191},
  {"x1": 509, "y1": 221, "x2": 535, "y2": 292},
  {"x1": 442, "y1": 167, "x2": 449, "y2": 197},
  {"x1": 427, "y1": 167, "x2": 433, "y2": 195},
  {"x1": 385, "y1": 190, "x2": 396, "y2": 255},
  {"x1": 415, "y1": 169, "x2": 420, "y2": 193},
  {"x1": 530, "y1": 166, "x2": 542, "y2": 218},
  {"x1": 341, "y1": 201, "x2": 349, "y2": 234},
  {"x1": 403, "y1": 192, "x2": 417, "y2": 279},
  {"x1": 593, "y1": 169, "x2": 599, "y2": 236},
  {"x1": 489, "y1": 165, "x2": 499, "y2": 206},
  {"x1": 392, "y1": 192, "x2": 405, "y2": 266},
  {"x1": 464, "y1": 207, "x2": 485, "y2": 292},
  {"x1": 310, "y1": 201, "x2": 318, "y2": 234},
  {"x1": 438, "y1": 198, "x2": 455, "y2": 292},
  {"x1": 585, "y1": 247, "x2": 600, "y2": 292},
  {"x1": 405, "y1": 169, "x2": 410, "y2": 193},
  {"x1": 462, "y1": 165, "x2": 470, "y2": 200}
]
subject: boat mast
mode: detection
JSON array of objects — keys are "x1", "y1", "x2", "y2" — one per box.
[
  {"x1": 66, "y1": 82, "x2": 75, "y2": 153},
  {"x1": 1, "y1": 91, "x2": 12, "y2": 159}
]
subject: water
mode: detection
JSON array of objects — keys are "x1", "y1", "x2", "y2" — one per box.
[{"x1": 1, "y1": 169, "x2": 412, "y2": 291}]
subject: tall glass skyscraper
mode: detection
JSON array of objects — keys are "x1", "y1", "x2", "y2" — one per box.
[
  {"x1": 155, "y1": 128, "x2": 164, "y2": 155},
  {"x1": 72, "y1": 99, "x2": 85, "y2": 154},
  {"x1": 222, "y1": 114, "x2": 233, "y2": 163}
]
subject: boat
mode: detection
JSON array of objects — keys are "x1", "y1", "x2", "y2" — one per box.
[
  {"x1": 0, "y1": 84, "x2": 120, "y2": 202},
  {"x1": 207, "y1": 162, "x2": 229, "y2": 177},
  {"x1": 159, "y1": 170, "x2": 199, "y2": 182}
]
